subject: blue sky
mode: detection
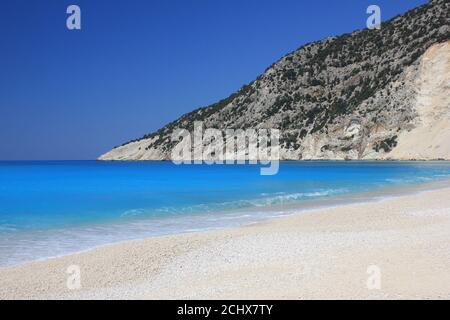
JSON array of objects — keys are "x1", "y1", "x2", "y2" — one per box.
[{"x1": 0, "y1": 0, "x2": 428, "y2": 160}]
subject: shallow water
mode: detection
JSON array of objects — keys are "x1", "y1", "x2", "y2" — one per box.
[{"x1": 1, "y1": 160, "x2": 450, "y2": 267}]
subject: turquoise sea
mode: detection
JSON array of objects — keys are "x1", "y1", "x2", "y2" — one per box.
[{"x1": 1, "y1": 160, "x2": 450, "y2": 266}]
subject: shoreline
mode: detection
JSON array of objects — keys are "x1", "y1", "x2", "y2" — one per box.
[
  {"x1": 1, "y1": 182, "x2": 450, "y2": 299},
  {"x1": 1, "y1": 177, "x2": 450, "y2": 269}
]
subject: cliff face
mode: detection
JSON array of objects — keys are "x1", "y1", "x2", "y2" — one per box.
[
  {"x1": 383, "y1": 41, "x2": 450, "y2": 160},
  {"x1": 99, "y1": 0, "x2": 450, "y2": 161}
]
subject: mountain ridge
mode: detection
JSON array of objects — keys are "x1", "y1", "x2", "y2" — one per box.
[{"x1": 100, "y1": 0, "x2": 450, "y2": 161}]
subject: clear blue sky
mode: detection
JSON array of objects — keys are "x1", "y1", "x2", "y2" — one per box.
[{"x1": 0, "y1": 0, "x2": 428, "y2": 160}]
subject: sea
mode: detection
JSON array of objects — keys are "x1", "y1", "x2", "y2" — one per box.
[{"x1": 1, "y1": 160, "x2": 450, "y2": 267}]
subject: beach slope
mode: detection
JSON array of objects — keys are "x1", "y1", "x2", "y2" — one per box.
[{"x1": 1, "y1": 187, "x2": 450, "y2": 299}]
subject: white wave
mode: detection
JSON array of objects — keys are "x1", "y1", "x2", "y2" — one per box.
[
  {"x1": 118, "y1": 189, "x2": 348, "y2": 218},
  {"x1": 248, "y1": 188, "x2": 348, "y2": 206},
  {"x1": 120, "y1": 208, "x2": 146, "y2": 217}
]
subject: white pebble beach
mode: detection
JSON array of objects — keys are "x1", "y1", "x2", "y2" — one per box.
[{"x1": 1, "y1": 185, "x2": 450, "y2": 300}]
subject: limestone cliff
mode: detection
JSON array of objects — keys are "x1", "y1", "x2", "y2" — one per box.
[{"x1": 99, "y1": 0, "x2": 449, "y2": 161}]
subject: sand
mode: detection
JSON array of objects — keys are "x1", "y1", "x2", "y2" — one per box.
[{"x1": 1, "y1": 186, "x2": 450, "y2": 300}]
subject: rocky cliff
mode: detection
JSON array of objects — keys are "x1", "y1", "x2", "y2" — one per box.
[{"x1": 99, "y1": 0, "x2": 449, "y2": 161}]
